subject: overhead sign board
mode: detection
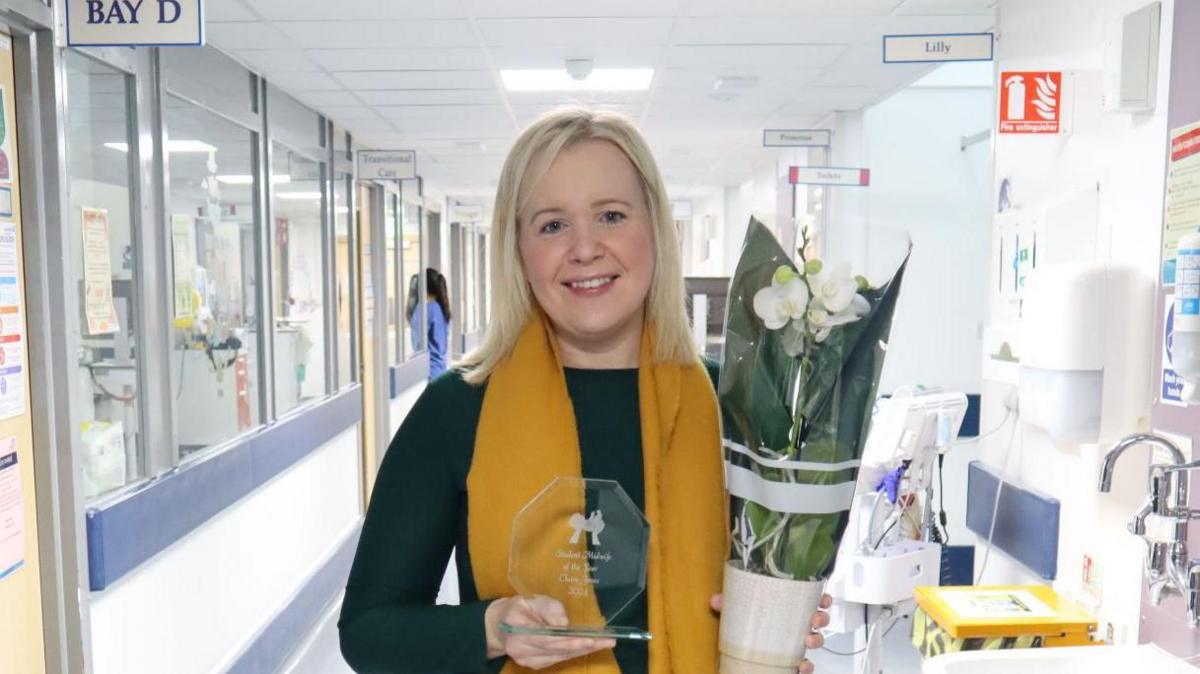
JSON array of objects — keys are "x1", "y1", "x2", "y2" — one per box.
[
  {"x1": 450, "y1": 204, "x2": 484, "y2": 223},
  {"x1": 357, "y1": 150, "x2": 417, "y2": 180},
  {"x1": 763, "y1": 129, "x2": 832, "y2": 147},
  {"x1": 67, "y1": 0, "x2": 205, "y2": 47},
  {"x1": 883, "y1": 33, "x2": 994, "y2": 64},
  {"x1": 789, "y1": 167, "x2": 870, "y2": 187}
]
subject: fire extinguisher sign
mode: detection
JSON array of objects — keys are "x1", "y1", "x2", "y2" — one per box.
[{"x1": 999, "y1": 71, "x2": 1063, "y2": 134}]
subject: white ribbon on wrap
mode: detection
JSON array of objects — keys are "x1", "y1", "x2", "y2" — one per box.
[{"x1": 723, "y1": 440, "x2": 858, "y2": 515}]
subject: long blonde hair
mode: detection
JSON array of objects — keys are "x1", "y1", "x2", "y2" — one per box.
[{"x1": 459, "y1": 107, "x2": 698, "y2": 384}]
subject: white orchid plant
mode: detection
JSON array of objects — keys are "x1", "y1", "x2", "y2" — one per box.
[{"x1": 719, "y1": 219, "x2": 908, "y2": 581}]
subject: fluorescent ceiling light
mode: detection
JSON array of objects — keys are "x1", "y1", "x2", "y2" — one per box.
[
  {"x1": 104, "y1": 140, "x2": 217, "y2": 153},
  {"x1": 216, "y1": 174, "x2": 291, "y2": 185},
  {"x1": 276, "y1": 191, "x2": 322, "y2": 200},
  {"x1": 501, "y1": 68, "x2": 654, "y2": 92}
]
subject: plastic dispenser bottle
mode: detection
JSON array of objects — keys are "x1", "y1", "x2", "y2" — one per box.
[{"x1": 1176, "y1": 231, "x2": 1200, "y2": 402}]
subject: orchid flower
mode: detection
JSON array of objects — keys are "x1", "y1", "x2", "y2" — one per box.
[{"x1": 752, "y1": 266, "x2": 809, "y2": 330}]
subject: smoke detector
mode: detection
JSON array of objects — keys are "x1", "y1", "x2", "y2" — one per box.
[{"x1": 565, "y1": 58, "x2": 594, "y2": 81}]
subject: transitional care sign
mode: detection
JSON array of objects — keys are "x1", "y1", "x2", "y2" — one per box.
[
  {"x1": 883, "y1": 33, "x2": 994, "y2": 63},
  {"x1": 789, "y1": 166, "x2": 870, "y2": 187},
  {"x1": 357, "y1": 150, "x2": 417, "y2": 181},
  {"x1": 763, "y1": 129, "x2": 832, "y2": 147},
  {"x1": 67, "y1": 0, "x2": 205, "y2": 47}
]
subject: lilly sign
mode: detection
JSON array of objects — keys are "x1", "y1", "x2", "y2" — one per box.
[{"x1": 67, "y1": 0, "x2": 205, "y2": 47}]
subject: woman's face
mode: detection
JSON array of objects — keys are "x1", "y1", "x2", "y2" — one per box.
[{"x1": 517, "y1": 139, "x2": 656, "y2": 354}]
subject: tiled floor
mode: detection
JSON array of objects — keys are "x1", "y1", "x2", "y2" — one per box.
[{"x1": 286, "y1": 595, "x2": 925, "y2": 674}]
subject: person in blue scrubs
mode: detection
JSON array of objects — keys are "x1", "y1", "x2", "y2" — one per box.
[{"x1": 409, "y1": 267, "x2": 451, "y2": 380}]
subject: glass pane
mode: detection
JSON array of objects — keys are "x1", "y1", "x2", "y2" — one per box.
[
  {"x1": 66, "y1": 53, "x2": 142, "y2": 499},
  {"x1": 384, "y1": 192, "x2": 399, "y2": 364},
  {"x1": 402, "y1": 199, "x2": 423, "y2": 355},
  {"x1": 164, "y1": 95, "x2": 261, "y2": 458},
  {"x1": 271, "y1": 142, "x2": 329, "y2": 415},
  {"x1": 334, "y1": 173, "x2": 354, "y2": 389}
]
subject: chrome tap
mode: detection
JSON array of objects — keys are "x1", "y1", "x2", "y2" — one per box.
[{"x1": 1099, "y1": 432, "x2": 1200, "y2": 627}]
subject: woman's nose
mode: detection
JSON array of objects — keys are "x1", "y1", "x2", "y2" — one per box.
[{"x1": 568, "y1": 224, "x2": 604, "y2": 265}]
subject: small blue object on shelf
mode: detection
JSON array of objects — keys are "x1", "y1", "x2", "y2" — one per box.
[
  {"x1": 940, "y1": 545, "x2": 975, "y2": 586},
  {"x1": 964, "y1": 461, "x2": 1061, "y2": 580}
]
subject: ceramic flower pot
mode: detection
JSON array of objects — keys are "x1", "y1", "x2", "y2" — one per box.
[{"x1": 719, "y1": 561, "x2": 825, "y2": 674}]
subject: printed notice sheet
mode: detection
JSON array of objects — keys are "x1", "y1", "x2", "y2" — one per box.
[
  {"x1": 0, "y1": 437, "x2": 24, "y2": 581},
  {"x1": 82, "y1": 207, "x2": 119, "y2": 335},
  {"x1": 0, "y1": 221, "x2": 25, "y2": 419},
  {"x1": 1164, "y1": 121, "x2": 1200, "y2": 284}
]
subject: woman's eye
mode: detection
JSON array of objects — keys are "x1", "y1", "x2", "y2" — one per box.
[
  {"x1": 540, "y1": 220, "x2": 565, "y2": 234},
  {"x1": 601, "y1": 211, "x2": 626, "y2": 225}
]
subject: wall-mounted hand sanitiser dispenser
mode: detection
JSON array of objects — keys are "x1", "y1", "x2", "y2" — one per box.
[{"x1": 1018, "y1": 262, "x2": 1155, "y2": 444}]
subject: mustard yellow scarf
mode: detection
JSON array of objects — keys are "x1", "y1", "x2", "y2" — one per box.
[{"x1": 467, "y1": 316, "x2": 726, "y2": 673}]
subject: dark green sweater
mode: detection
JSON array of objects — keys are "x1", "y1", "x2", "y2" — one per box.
[{"x1": 340, "y1": 365, "x2": 718, "y2": 673}]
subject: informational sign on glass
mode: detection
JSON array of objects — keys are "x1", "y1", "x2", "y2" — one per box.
[
  {"x1": 81, "y1": 207, "x2": 119, "y2": 335},
  {"x1": 1163, "y1": 121, "x2": 1200, "y2": 284}
]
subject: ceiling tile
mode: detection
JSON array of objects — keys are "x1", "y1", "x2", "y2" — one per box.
[
  {"x1": 884, "y1": 14, "x2": 996, "y2": 34},
  {"x1": 207, "y1": 21, "x2": 295, "y2": 50},
  {"x1": 312, "y1": 105, "x2": 384, "y2": 120},
  {"x1": 334, "y1": 70, "x2": 496, "y2": 90},
  {"x1": 276, "y1": 21, "x2": 478, "y2": 49},
  {"x1": 206, "y1": 0, "x2": 258, "y2": 22},
  {"x1": 290, "y1": 91, "x2": 367, "y2": 107},
  {"x1": 476, "y1": 18, "x2": 674, "y2": 47},
  {"x1": 464, "y1": 0, "x2": 682, "y2": 17},
  {"x1": 665, "y1": 45, "x2": 847, "y2": 69},
  {"x1": 359, "y1": 89, "x2": 502, "y2": 105},
  {"x1": 263, "y1": 71, "x2": 344, "y2": 91},
  {"x1": 684, "y1": 0, "x2": 903, "y2": 17},
  {"x1": 487, "y1": 46, "x2": 665, "y2": 70},
  {"x1": 374, "y1": 104, "x2": 510, "y2": 120},
  {"x1": 231, "y1": 49, "x2": 319, "y2": 73},
  {"x1": 247, "y1": 0, "x2": 466, "y2": 21},
  {"x1": 309, "y1": 48, "x2": 488, "y2": 72},
  {"x1": 894, "y1": 0, "x2": 998, "y2": 15},
  {"x1": 673, "y1": 16, "x2": 883, "y2": 45}
]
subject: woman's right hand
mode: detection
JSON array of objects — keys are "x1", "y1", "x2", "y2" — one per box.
[{"x1": 484, "y1": 595, "x2": 617, "y2": 669}]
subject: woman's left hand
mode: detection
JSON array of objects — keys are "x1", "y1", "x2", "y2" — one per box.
[{"x1": 709, "y1": 592, "x2": 833, "y2": 674}]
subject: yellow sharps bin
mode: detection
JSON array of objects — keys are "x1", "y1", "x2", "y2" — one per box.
[{"x1": 912, "y1": 585, "x2": 1098, "y2": 659}]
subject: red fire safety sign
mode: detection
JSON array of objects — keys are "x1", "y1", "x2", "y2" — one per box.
[{"x1": 999, "y1": 71, "x2": 1062, "y2": 134}]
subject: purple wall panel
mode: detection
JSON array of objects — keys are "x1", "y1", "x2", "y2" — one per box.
[{"x1": 1146, "y1": 0, "x2": 1200, "y2": 658}]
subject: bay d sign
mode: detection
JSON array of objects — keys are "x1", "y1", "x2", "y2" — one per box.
[
  {"x1": 67, "y1": 0, "x2": 205, "y2": 47},
  {"x1": 84, "y1": 0, "x2": 185, "y2": 25}
]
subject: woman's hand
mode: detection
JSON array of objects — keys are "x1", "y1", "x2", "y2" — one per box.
[
  {"x1": 710, "y1": 592, "x2": 834, "y2": 674},
  {"x1": 483, "y1": 595, "x2": 617, "y2": 669}
]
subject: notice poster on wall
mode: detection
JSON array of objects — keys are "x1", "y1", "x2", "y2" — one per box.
[
  {"x1": 0, "y1": 221, "x2": 25, "y2": 420},
  {"x1": 170, "y1": 214, "x2": 197, "y2": 320},
  {"x1": 81, "y1": 207, "x2": 119, "y2": 335},
  {"x1": 1163, "y1": 297, "x2": 1188, "y2": 407},
  {"x1": 0, "y1": 437, "x2": 23, "y2": 581},
  {"x1": 1163, "y1": 121, "x2": 1200, "y2": 285}
]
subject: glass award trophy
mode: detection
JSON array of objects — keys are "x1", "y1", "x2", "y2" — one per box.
[{"x1": 500, "y1": 477, "x2": 652, "y2": 641}]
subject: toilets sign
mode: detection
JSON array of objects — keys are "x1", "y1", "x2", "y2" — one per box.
[
  {"x1": 999, "y1": 71, "x2": 1063, "y2": 134},
  {"x1": 67, "y1": 0, "x2": 205, "y2": 47}
]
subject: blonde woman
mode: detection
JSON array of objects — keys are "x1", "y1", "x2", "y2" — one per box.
[{"x1": 339, "y1": 108, "x2": 830, "y2": 673}]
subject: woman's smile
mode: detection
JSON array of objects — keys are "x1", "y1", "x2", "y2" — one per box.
[{"x1": 563, "y1": 274, "x2": 620, "y2": 296}]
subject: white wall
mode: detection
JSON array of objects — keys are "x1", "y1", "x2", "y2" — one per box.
[
  {"x1": 973, "y1": 0, "x2": 1177, "y2": 646},
  {"x1": 88, "y1": 429, "x2": 362, "y2": 674},
  {"x1": 863, "y1": 81, "x2": 994, "y2": 396},
  {"x1": 388, "y1": 382, "x2": 426, "y2": 439}
]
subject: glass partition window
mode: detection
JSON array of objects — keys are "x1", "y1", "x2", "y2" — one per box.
[
  {"x1": 334, "y1": 173, "x2": 354, "y2": 389},
  {"x1": 401, "y1": 198, "x2": 424, "y2": 357},
  {"x1": 271, "y1": 143, "x2": 329, "y2": 415},
  {"x1": 384, "y1": 191, "x2": 399, "y2": 365},
  {"x1": 65, "y1": 53, "x2": 143, "y2": 499},
  {"x1": 165, "y1": 96, "x2": 262, "y2": 458}
]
